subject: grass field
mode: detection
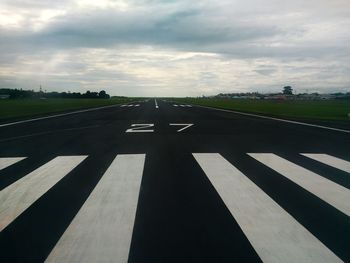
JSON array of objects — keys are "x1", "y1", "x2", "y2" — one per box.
[
  {"x1": 173, "y1": 98, "x2": 350, "y2": 122},
  {"x1": 0, "y1": 98, "x2": 138, "y2": 121}
]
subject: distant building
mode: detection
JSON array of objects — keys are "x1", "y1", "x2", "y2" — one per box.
[
  {"x1": 319, "y1": 94, "x2": 335, "y2": 100},
  {"x1": 0, "y1": 94, "x2": 10, "y2": 99},
  {"x1": 264, "y1": 94, "x2": 287, "y2": 100},
  {"x1": 213, "y1": 91, "x2": 348, "y2": 101}
]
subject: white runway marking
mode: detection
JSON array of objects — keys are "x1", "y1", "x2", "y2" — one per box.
[
  {"x1": 0, "y1": 104, "x2": 127, "y2": 128},
  {"x1": 0, "y1": 156, "x2": 87, "y2": 231},
  {"x1": 121, "y1": 104, "x2": 140, "y2": 108},
  {"x1": 169, "y1": 123, "x2": 194, "y2": 132},
  {"x1": 173, "y1": 104, "x2": 192, "y2": 107},
  {"x1": 301, "y1": 154, "x2": 350, "y2": 174},
  {"x1": 45, "y1": 154, "x2": 145, "y2": 263},
  {"x1": 249, "y1": 153, "x2": 350, "y2": 216},
  {"x1": 126, "y1": 124, "x2": 154, "y2": 133},
  {"x1": 193, "y1": 153, "x2": 341, "y2": 263},
  {"x1": 0, "y1": 125, "x2": 99, "y2": 143},
  {"x1": 155, "y1": 99, "x2": 159, "y2": 109},
  {"x1": 0, "y1": 157, "x2": 26, "y2": 171}
]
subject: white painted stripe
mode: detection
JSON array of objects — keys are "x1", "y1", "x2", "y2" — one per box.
[
  {"x1": 193, "y1": 153, "x2": 341, "y2": 263},
  {"x1": 120, "y1": 105, "x2": 127, "y2": 107},
  {"x1": 0, "y1": 103, "x2": 134, "y2": 128},
  {"x1": 190, "y1": 104, "x2": 350, "y2": 134},
  {"x1": 301, "y1": 154, "x2": 350, "y2": 174},
  {"x1": 0, "y1": 157, "x2": 26, "y2": 171},
  {"x1": 135, "y1": 104, "x2": 140, "y2": 107},
  {"x1": 249, "y1": 153, "x2": 350, "y2": 216},
  {"x1": 173, "y1": 104, "x2": 178, "y2": 107},
  {"x1": 45, "y1": 154, "x2": 145, "y2": 263},
  {"x1": 0, "y1": 156, "x2": 87, "y2": 231}
]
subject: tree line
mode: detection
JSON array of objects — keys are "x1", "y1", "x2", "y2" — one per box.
[{"x1": 0, "y1": 88, "x2": 110, "y2": 99}]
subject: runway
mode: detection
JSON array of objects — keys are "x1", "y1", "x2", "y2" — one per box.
[{"x1": 0, "y1": 99, "x2": 349, "y2": 262}]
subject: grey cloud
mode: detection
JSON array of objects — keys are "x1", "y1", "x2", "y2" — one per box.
[
  {"x1": 46, "y1": 11, "x2": 278, "y2": 48},
  {"x1": 1, "y1": 0, "x2": 350, "y2": 95},
  {"x1": 254, "y1": 69, "x2": 276, "y2": 76},
  {"x1": 2, "y1": 6, "x2": 348, "y2": 61},
  {"x1": 0, "y1": 5, "x2": 283, "y2": 57},
  {"x1": 1, "y1": 0, "x2": 71, "y2": 9}
]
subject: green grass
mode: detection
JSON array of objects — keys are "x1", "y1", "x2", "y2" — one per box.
[
  {"x1": 172, "y1": 98, "x2": 350, "y2": 122},
  {"x1": 2, "y1": 97, "x2": 349, "y2": 123},
  {"x1": 0, "y1": 98, "x2": 138, "y2": 121}
]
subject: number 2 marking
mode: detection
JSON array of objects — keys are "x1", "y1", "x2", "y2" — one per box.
[{"x1": 126, "y1": 124, "x2": 154, "y2": 133}]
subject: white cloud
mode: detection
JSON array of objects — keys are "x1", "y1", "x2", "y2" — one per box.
[{"x1": 0, "y1": 0, "x2": 349, "y2": 96}]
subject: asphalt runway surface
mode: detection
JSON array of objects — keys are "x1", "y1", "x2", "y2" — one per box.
[{"x1": 0, "y1": 99, "x2": 349, "y2": 262}]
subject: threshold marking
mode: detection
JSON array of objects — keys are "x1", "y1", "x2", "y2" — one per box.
[
  {"x1": 301, "y1": 154, "x2": 350, "y2": 174},
  {"x1": 173, "y1": 104, "x2": 192, "y2": 107},
  {"x1": 249, "y1": 153, "x2": 350, "y2": 216},
  {"x1": 0, "y1": 157, "x2": 26, "y2": 171},
  {"x1": 45, "y1": 154, "x2": 145, "y2": 263},
  {"x1": 121, "y1": 103, "x2": 140, "y2": 108},
  {"x1": 193, "y1": 153, "x2": 341, "y2": 263},
  {"x1": 0, "y1": 156, "x2": 87, "y2": 231}
]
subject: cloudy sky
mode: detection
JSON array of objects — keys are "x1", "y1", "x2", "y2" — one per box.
[{"x1": 1, "y1": 0, "x2": 350, "y2": 96}]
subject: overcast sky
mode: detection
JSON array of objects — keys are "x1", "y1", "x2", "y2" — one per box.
[{"x1": 1, "y1": 0, "x2": 350, "y2": 96}]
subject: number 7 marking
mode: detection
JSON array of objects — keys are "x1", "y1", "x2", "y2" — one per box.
[{"x1": 169, "y1": 123, "x2": 194, "y2": 132}]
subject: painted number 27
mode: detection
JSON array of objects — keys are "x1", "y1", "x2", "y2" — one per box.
[{"x1": 125, "y1": 123, "x2": 193, "y2": 133}]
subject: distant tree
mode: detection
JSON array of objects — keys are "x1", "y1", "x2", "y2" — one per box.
[
  {"x1": 0, "y1": 88, "x2": 109, "y2": 99},
  {"x1": 283, "y1": 86, "x2": 293, "y2": 95},
  {"x1": 98, "y1": 90, "x2": 110, "y2": 99}
]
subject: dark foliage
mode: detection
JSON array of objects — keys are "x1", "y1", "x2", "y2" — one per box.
[
  {"x1": 0, "y1": 88, "x2": 110, "y2": 99},
  {"x1": 283, "y1": 86, "x2": 293, "y2": 95}
]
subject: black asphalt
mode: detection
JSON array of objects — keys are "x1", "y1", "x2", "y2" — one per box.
[{"x1": 0, "y1": 99, "x2": 349, "y2": 262}]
